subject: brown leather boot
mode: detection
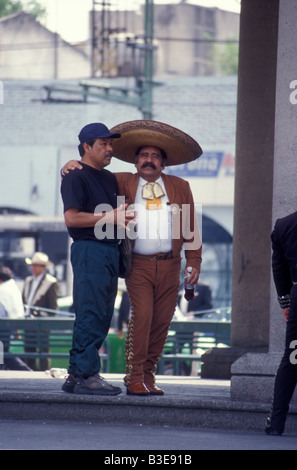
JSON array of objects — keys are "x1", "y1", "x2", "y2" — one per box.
[
  {"x1": 126, "y1": 382, "x2": 149, "y2": 396},
  {"x1": 144, "y1": 383, "x2": 164, "y2": 395}
]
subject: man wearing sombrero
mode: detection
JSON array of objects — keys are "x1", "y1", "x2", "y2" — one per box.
[{"x1": 62, "y1": 120, "x2": 202, "y2": 396}]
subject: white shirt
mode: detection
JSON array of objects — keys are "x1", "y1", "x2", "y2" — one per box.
[
  {"x1": 133, "y1": 176, "x2": 172, "y2": 255},
  {"x1": 27, "y1": 273, "x2": 45, "y2": 307},
  {"x1": 0, "y1": 279, "x2": 24, "y2": 319}
]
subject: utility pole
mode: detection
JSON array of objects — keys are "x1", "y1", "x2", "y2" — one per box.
[
  {"x1": 141, "y1": 0, "x2": 154, "y2": 119},
  {"x1": 44, "y1": 1, "x2": 159, "y2": 114},
  {"x1": 91, "y1": 0, "x2": 97, "y2": 77},
  {"x1": 91, "y1": 0, "x2": 106, "y2": 77}
]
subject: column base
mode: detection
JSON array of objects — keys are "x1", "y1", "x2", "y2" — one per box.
[
  {"x1": 200, "y1": 347, "x2": 268, "y2": 380},
  {"x1": 229, "y1": 351, "x2": 297, "y2": 403}
]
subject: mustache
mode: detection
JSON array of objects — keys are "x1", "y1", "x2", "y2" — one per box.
[
  {"x1": 105, "y1": 152, "x2": 113, "y2": 158},
  {"x1": 141, "y1": 162, "x2": 156, "y2": 169}
]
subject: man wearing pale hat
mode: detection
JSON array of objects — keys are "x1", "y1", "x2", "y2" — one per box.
[
  {"x1": 22, "y1": 251, "x2": 58, "y2": 370},
  {"x1": 62, "y1": 120, "x2": 202, "y2": 396}
]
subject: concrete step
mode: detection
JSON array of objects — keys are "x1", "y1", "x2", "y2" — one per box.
[{"x1": 1, "y1": 371, "x2": 297, "y2": 435}]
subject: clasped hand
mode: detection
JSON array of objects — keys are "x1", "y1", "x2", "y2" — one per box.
[{"x1": 102, "y1": 204, "x2": 136, "y2": 231}]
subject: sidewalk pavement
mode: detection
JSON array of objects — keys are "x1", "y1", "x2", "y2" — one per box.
[{"x1": 0, "y1": 370, "x2": 297, "y2": 435}]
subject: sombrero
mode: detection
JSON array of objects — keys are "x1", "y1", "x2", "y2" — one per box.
[{"x1": 110, "y1": 120, "x2": 203, "y2": 166}]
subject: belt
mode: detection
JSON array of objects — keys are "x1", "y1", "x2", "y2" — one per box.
[{"x1": 133, "y1": 251, "x2": 173, "y2": 261}]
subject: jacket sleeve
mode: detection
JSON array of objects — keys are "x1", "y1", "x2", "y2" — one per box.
[
  {"x1": 183, "y1": 181, "x2": 202, "y2": 272},
  {"x1": 45, "y1": 281, "x2": 58, "y2": 314},
  {"x1": 271, "y1": 222, "x2": 292, "y2": 306}
]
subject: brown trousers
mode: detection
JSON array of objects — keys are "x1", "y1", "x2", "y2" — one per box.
[{"x1": 124, "y1": 255, "x2": 181, "y2": 386}]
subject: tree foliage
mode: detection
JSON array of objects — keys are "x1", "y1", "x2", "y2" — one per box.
[
  {"x1": 0, "y1": 0, "x2": 46, "y2": 21},
  {"x1": 212, "y1": 40, "x2": 239, "y2": 76}
]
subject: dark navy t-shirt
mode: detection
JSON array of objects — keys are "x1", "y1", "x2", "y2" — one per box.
[{"x1": 60, "y1": 163, "x2": 119, "y2": 243}]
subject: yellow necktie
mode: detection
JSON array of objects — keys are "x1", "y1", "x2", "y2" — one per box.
[{"x1": 142, "y1": 182, "x2": 165, "y2": 209}]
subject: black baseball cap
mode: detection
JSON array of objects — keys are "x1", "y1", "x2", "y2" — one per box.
[{"x1": 78, "y1": 123, "x2": 121, "y2": 144}]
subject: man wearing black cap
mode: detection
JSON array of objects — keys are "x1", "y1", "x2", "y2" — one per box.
[{"x1": 60, "y1": 122, "x2": 135, "y2": 395}]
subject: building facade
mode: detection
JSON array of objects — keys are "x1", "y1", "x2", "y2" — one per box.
[{"x1": 0, "y1": 12, "x2": 90, "y2": 79}]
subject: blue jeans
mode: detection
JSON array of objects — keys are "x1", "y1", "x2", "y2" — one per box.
[{"x1": 69, "y1": 240, "x2": 119, "y2": 377}]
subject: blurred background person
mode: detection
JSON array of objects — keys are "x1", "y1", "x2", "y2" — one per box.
[
  {"x1": 22, "y1": 252, "x2": 58, "y2": 370},
  {"x1": 179, "y1": 281, "x2": 213, "y2": 317},
  {"x1": 117, "y1": 289, "x2": 130, "y2": 339},
  {"x1": 0, "y1": 266, "x2": 29, "y2": 370}
]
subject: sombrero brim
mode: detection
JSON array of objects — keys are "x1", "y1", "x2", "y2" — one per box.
[{"x1": 110, "y1": 120, "x2": 203, "y2": 166}]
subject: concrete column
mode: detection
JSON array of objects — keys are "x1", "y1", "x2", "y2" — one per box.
[
  {"x1": 269, "y1": 1, "x2": 297, "y2": 353},
  {"x1": 201, "y1": 0, "x2": 279, "y2": 379},
  {"x1": 231, "y1": 0, "x2": 297, "y2": 403},
  {"x1": 230, "y1": 0, "x2": 278, "y2": 349}
]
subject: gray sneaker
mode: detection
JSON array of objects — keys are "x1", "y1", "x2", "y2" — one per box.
[
  {"x1": 62, "y1": 374, "x2": 78, "y2": 393},
  {"x1": 73, "y1": 373, "x2": 122, "y2": 396}
]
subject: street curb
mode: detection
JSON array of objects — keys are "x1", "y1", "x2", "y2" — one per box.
[
  {"x1": 0, "y1": 389, "x2": 293, "y2": 434},
  {"x1": 1, "y1": 372, "x2": 297, "y2": 435}
]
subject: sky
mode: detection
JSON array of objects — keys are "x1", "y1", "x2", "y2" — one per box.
[{"x1": 29, "y1": 0, "x2": 241, "y2": 43}]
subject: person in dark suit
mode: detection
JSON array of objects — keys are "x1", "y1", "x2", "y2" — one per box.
[
  {"x1": 265, "y1": 211, "x2": 297, "y2": 436},
  {"x1": 179, "y1": 281, "x2": 213, "y2": 315},
  {"x1": 22, "y1": 252, "x2": 58, "y2": 370},
  {"x1": 117, "y1": 289, "x2": 130, "y2": 339}
]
